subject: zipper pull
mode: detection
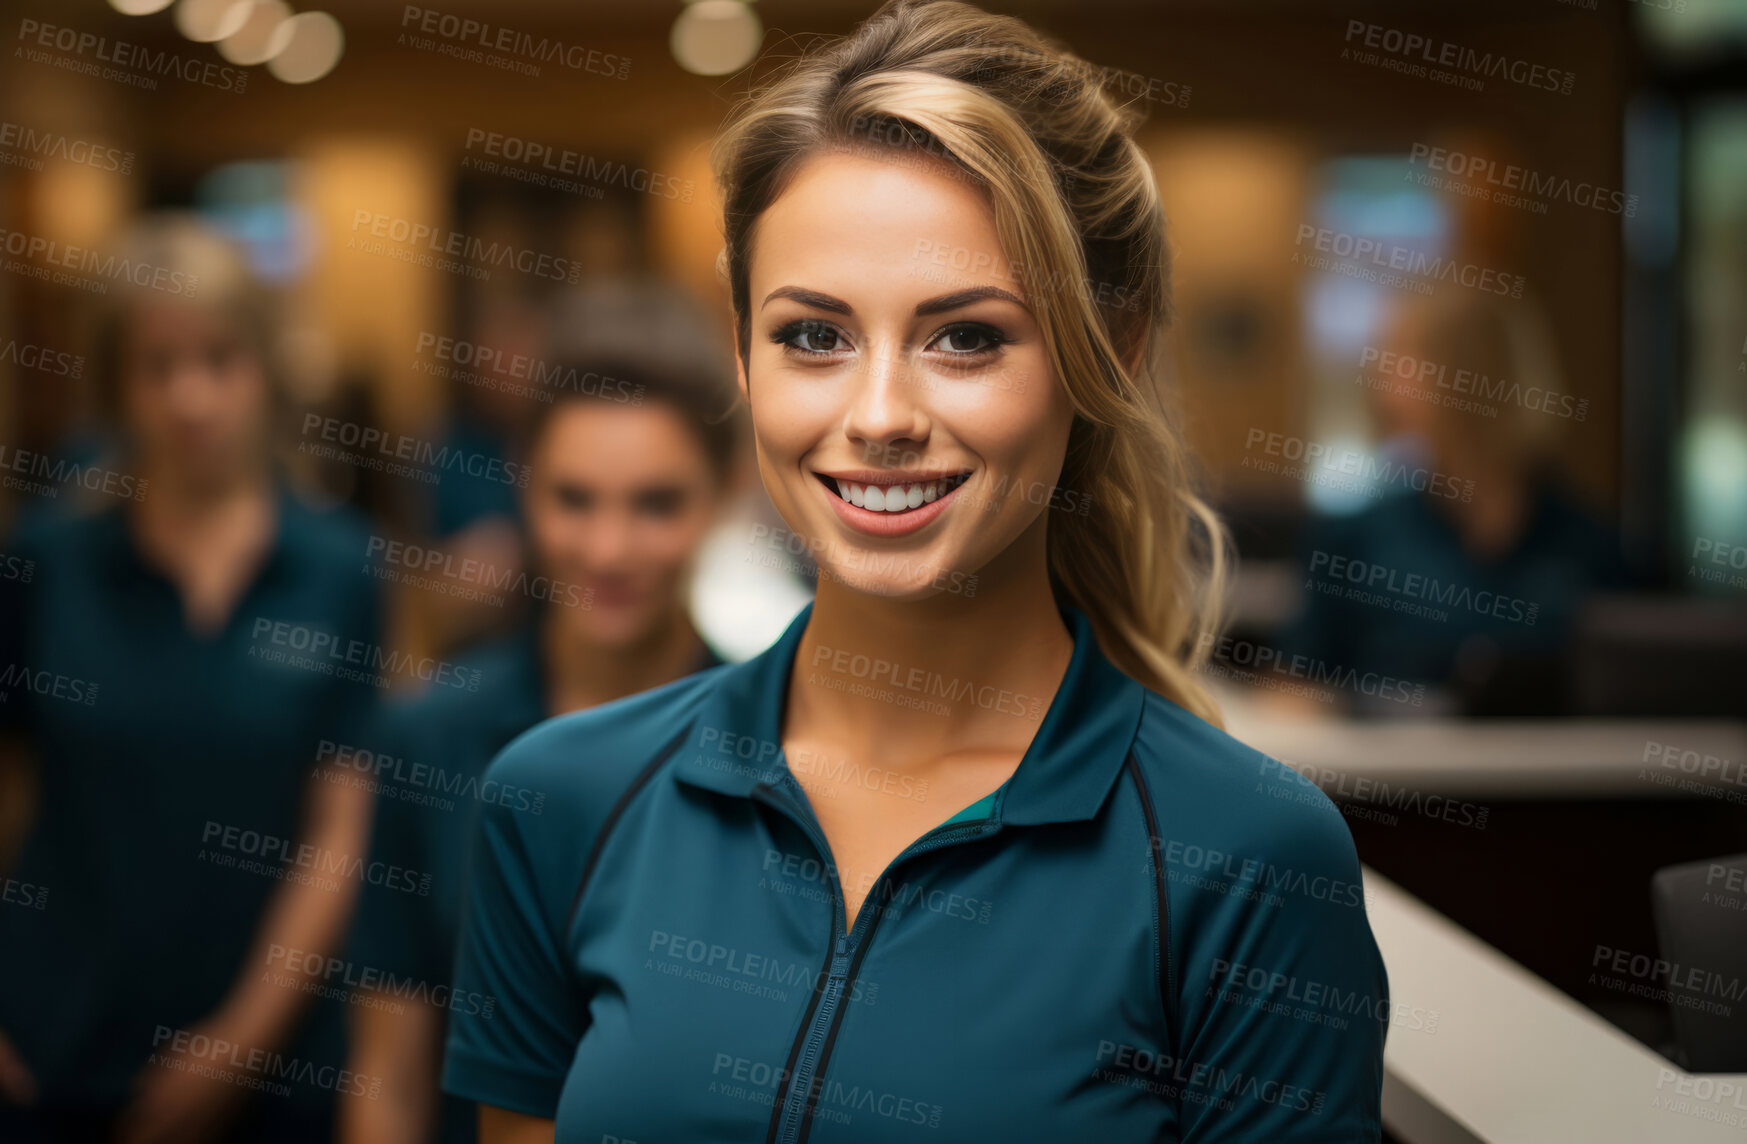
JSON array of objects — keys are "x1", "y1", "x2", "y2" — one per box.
[{"x1": 831, "y1": 932, "x2": 849, "y2": 977}]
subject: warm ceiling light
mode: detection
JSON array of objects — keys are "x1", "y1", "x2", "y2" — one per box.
[
  {"x1": 218, "y1": 0, "x2": 291, "y2": 65},
  {"x1": 173, "y1": 0, "x2": 253, "y2": 42},
  {"x1": 671, "y1": 0, "x2": 761, "y2": 77},
  {"x1": 108, "y1": 0, "x2": 176, "y2": 14},
  {"x1": 266, "y1": 11, "x2": 344, "y2": 84}
]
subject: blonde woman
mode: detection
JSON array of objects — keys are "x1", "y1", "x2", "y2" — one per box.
[
  {"x1": 442, "y1": 2, "x2": 1388, "y2": 1141},
  {"x1": 0, "y1": 216, "x2": 379, "y2": 1144}
]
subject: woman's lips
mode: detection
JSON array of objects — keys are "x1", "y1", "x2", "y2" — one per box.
[{"x1": 817, "y1": 472, "x2": 969, "y2": 537}]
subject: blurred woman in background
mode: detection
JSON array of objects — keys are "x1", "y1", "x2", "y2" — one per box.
[
  {"x1": 0, "y1": 215, "x2": 380, "y2": 1144},
  {"x1": 1278, "y1": 288, "x2": 1629, "y2": 714},
  {"x1": 337, "y1": 303, "x2": 740, "y2": 1144}
]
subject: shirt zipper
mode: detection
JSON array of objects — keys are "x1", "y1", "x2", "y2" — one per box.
[{"x1": 757, "y1": 776, "x2": 998, "y2": 1144}]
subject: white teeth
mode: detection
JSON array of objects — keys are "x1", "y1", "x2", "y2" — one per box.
[{"x1": 831, "y1": 477, "x2": 965, "y2": 511}]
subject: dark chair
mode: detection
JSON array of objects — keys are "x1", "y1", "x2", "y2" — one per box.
[{"x1": 1650, "y1": 853, "x2": 1747, "y2": 1072}]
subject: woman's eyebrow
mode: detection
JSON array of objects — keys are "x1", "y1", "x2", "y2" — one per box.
[
  {"x1": 759, "y1": 284, "x2": 1029, "y2": 315},
  {"x1": 761, "y1": 286, "x2": 852, "y2": 314},
  {"x1": 914, "y1": 285, "x2": 1028, "y2": 316}
]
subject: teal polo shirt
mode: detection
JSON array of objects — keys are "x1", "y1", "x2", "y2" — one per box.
[
  {"x1": 442, "y1": 604, "x2": 1388, "y2": 1142},
  {"x1": 0, "y1": 485, "x2": 382, "y2": 1120}
]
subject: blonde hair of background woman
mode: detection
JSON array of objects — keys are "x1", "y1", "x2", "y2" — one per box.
[{"x1": 711, "y1": 0, "x2": 1230, "y2": 724}]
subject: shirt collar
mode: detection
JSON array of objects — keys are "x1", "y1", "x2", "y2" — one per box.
[
  {"x1": 100, "y1": 479, "x2": 305, "y2": 591},
  {"x1": 670, "y1": 601, "x2": 1146, "y2": 827}
]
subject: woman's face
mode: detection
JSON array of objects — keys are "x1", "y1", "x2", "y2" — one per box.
[
  {"x1": 121, "y1": 299, "x2": 270, "y2": 487},
  {"x1": 523, "y1": 400, "x2": 720, "y2": 647},
  {"x1": 737, "y1": 150, "x2": 1075, "y2": 600}
]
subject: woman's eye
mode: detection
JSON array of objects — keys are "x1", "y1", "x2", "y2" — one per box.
[
  {"x1": 773, "y1": 319, "x2": 847, "y2": 357},
  {"x1": 930, "y1": 323, "x2": 1006, "y2": 358}
]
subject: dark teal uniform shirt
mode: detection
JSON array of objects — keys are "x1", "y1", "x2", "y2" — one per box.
[
  {"x1": 350, "y1": 626, "x2": 721, "y2": 1144},
  {"x1": 1280, "y1": 482, "x2": 1627, "y2": 701},
  {"x1": 0, "y1": 486, "x2": 381, "y2": 1124},
  {"x1": 442, "y1": 604, "x2": 1389, "y2": 1142}
]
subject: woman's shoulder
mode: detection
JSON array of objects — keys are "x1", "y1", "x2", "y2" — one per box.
[
  {"x1": 1129, "y1": 689, "x2": 1362, "y2": 878},
  {"x1": 276, "y1": 485, "x2": 375, "y2": 567}
]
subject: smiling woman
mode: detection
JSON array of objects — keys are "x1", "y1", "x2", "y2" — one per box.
[{"x1": 441, "y1": 2, "x2": 1389, "y2": 1142}]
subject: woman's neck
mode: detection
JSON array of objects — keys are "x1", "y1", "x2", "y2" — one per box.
[
  {"x1": 128, "y1": 464, "x2": 277, "y2": 633},
  {"x1": 541, "y1": 604, "x2": 705, "y2": 716},
  {"x1": 786, "y1": 518, "x2": 1074, "y2": 771}
]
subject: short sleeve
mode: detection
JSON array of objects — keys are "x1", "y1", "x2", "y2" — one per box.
[
  {"x1": 1173, "y1": 800, "x2": 1389, "y2": 1142},
  {"x1": 440, "y1": 745, "x2": 587, "y2": 1118}
]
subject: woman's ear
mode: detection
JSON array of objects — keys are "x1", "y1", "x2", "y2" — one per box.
[{"x1": 733, "y1": 330, "x2": 751, "y2": 405}]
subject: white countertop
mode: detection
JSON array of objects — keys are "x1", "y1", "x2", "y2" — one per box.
[
  {"x1": 1221, "y1": 709, "x2": 1747, "y2": 799},
  {"x1": 1368, "y1": 867, "x2": 1747, "y2": 1142}
]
